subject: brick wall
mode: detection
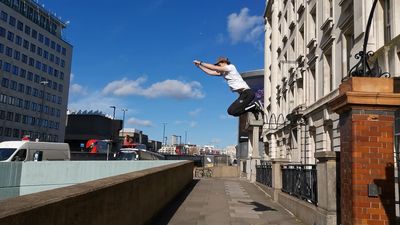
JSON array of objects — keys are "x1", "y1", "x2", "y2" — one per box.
[{"x1": 340, "y1": 109, "x2": 396, "y2": 225}]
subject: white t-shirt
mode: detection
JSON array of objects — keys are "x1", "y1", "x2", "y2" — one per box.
[{"x1": 221, "y1": 64, "x2": 250, "y2": 92}]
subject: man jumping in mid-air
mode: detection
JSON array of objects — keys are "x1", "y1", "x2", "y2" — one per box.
[{"x1": 193, "y1": 56, "x2": 263, "y2": 117}]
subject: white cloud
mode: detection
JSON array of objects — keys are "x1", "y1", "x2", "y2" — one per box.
[
  {"x1": 175, "y1": 120, "x2": 198, "y2": 128},
  {"x1": 227, "y1": 8, "x2": 263, "y2": 44},
  {"x1": 189, "y1": 108, "x2": 202, "y2": 116},
  {"x1": 127, "y1": 117, "x2": 153, "y2": 127},
  {"x1": 102, "y1": 77, "x2": 205, "y2": 99},
  {"x1": 68, "y1": 91, "x2": 124, "y2": 116},
  {"x1": 70, "y1": 83, "x2": 88, "y2": 96}
]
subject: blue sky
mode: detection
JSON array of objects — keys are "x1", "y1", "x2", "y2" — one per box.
[{"x1": 42, "y1": 0, "x2": 265, "y2": 148}]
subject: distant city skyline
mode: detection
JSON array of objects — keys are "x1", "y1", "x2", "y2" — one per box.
[{"x1": 41, "y1": 0, "x2": 265, "y2": 148}]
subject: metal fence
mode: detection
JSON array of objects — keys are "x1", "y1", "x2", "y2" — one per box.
[
  {"x1": 256, "y1": 161, "x2": 272, "y2": 187},
  {"x1": 281, "y1": 164, "x2": 318, "y2": 205}
]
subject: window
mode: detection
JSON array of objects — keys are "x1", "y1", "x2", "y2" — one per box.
[
  {"x1": 30, "y1": 43, "x2": 36, "y2": 53},
  {"x1": 10, "y1": 80, "x2": 17, "y2": 90},
  {"x1": 25, "y1": 86, "x2": 32, "y2": 95},
  {"x1": 53, "y1": 81, "x2": 57, "y2": 90},
  {"x1": 32, "y1": 88, "x2": 38, "y2": 97},
  {"x1": 62, "y1": 47, "x2": 66, "y2": 56},
  {"x1": 8, "y1": 96, "x2": 15, "y2": 105},
  {"x1": 51, "y1": 41, "x2": 55, "y2": 49},
  {"x1": 7, "y1": 31, "x2": 14, "y2": 42},
  {"x1": 4, "y1": 128, "x2": 11, "y2": 137},
  {"x1": 31, "y1": 29, "x2": 37, "y2": 39},
  {"x1": 0, "y1": 11, "x2": 7, "y2": 22},
  {"x1": 29, "y1": 57, "x2": 34, "y2": 66},
  {"x1": 58, "y1": 84, "x2": 63, "y2": 92},
  {"x1": 5, "y1": 46, "x2": 12, "y2": 57},
  {"x1": 384, "y1": 0, "x2": 391, "y2": 44},
  {"x1": 12, "y1": 65, "x2": 18, "y2": 75},
  {"x1": 24, "y1": 25, "x2": 31, "y2": 35},
  {"x1": 31, "y1": 102, "x2": 37, "y2": 111},
  {"x1": 43, "y1": 50, "x2": 48, "y2": 59},
  {"x1": 56, "y1": 44, "x2": 61, "y2": 53},
  {"x1": 13, "y1": 50, "x2": 20, "y2": 60},
  {"x1": 13, "y1": 129, "x2": 19, "y2": 138},
  {"x1": 38, "y1": 33, "x2": 44, "y2": 43},
  {"x1": 22, "y1": 54, "x2": 27, "y2": 63},
  {"x1": 60, "y1": 72, "x2": 64, "y2": 80},
  {"x1": 35, "y1": 61, "x2": 41, "y2": 70},
  {"x1": 3, "y1": 62, "x2": 11, "y2": 72},
  {"x1": 16, "y1": 98, "x2": 23, "y2": 108},
  {"x1": 23, "y1": 40, "x2": 29, "y2": 49},
  {"x1": 0, "y1": 94, "x2": 7, "y2": 104},
  {"x1": 17, "y1": 21, "x2": 23, "y2": 31},
  {"x1": 34, "y1": 74, "x2": 40, "y2": 83},
  {"x1": 1, "y1": 78, "x2": 9, "y2": 87},
  {"x1": 0, "y1": 43, "x2": 4, "y2": 53},
  {"x1": 57, "y1": 96, "x2": 62, "y2": 104},
  {"x1": 44, "y1": 37, "x2": 50, "y2": 46},
  {"x1": 8, "y1": 16, "x2": 15, "y2": 26},
  {"x1": 19, "y1": 68, "x2": 26, "y2": 78},
  {"x1": 6, "y1": 112, "x2": 13, "y2": 121},
  {"x1": 0, "y1": 26, "x2": 5, "y2": 37},
  {"x1": 0, "y1": 110, "x2": 5, "y2": 119},
  {"x1": 18, "y1": 83, "x2": 25, "y2": 93},
  {"x1": 50, "y1": 54, "x2": 54, "y2": 62},
  {"x1": 15, "y1": 35, "x2": 22, "y2": 45},
  {"x1": 14, "y1": 113, "x2": 21, "y2": 123},
  {"x1": 55, "y1": 57, "x2": 60, "y2": 65},
  {"x1": 37, "y1": 47, "x2": 42, "y2": 56},
  {"x1": 27, "y1": 72, "x2": 33, "y2": 81},
  {"x1": 24, "y1": 100, "x2": 30, "y2": 110}
]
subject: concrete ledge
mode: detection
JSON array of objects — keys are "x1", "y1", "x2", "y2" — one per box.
[{"x1": 0, "y1": 161, "x2": 194, "y2": 225}]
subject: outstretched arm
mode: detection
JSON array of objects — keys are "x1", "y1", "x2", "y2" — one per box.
[
  {"x1": 200, "y1": 62, "x2": 230, "y2": 73},
  {"x1": 197, "y1": 64, "x2": 220, "y2": 76}
]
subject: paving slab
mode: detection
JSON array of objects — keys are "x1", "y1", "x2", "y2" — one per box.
[{"x1": 151, "y1": 178, "x2": 305, "y2": 225}]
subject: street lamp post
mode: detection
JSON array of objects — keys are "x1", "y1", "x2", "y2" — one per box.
[
  {"x1": 121, "y1": 109, "x2": 128, "y2": 137},
  {"x1": 39, "y1": 80, "x2": 48, "y2": 141},
  {"x1": 110, "y1": 106, "x2": 116, "y2": 119}
]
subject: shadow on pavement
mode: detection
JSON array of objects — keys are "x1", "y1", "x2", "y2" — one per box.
[
  {"x1": 149, "y1": 179, "x2": 199, "y2": 225},
  {"x1": 239, "y1": 201, "x2": 277, "y2": 212}
]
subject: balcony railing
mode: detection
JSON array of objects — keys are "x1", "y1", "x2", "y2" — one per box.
[
  {"x1": 256, "y1": 161, "x2": 272, "y2": 187},
  {"x1": 281, "y1": 164, "x2": 318, "y2": 205}
]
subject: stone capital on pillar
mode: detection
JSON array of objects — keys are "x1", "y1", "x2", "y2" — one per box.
[{"x1": 328, "y1": 77, "x2": 400, "y2": 225}]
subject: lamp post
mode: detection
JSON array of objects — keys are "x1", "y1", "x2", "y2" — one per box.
[
  {"x1": 109, "y1": 106, "x2": 116, "y2": 119},
  {"x1": 121, "y1": 108, "x2": 128, "y2": 137},
  {"x1": 39, "y1": 80, "x2": 48, "y2": 141}
]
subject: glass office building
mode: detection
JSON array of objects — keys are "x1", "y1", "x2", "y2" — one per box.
[{"x1": 0, "y1": 0, "x2": 72, "y2": 142}]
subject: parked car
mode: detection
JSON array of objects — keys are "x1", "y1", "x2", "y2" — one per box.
[
  {"x1": 114, "y1": 148, "x2": 165, "y2": 160},
  {"x1": 0, "y1": 141, "x2": 70, "y2": 162}
]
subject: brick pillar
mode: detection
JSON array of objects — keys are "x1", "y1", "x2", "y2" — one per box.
[{"x1": 329, "y1": 77, "x2": 400, "y2": 225}]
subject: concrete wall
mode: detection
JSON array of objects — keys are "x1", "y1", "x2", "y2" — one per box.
[
  {"x1": 211, "y1": 166, "x2": 239, "y2": 178},
  {"x1": 0, "y1": 161, "x2": 193, "y2": 225},
  {"x1": 0, "y1": 160, "x2": 183, "y2": 200}
]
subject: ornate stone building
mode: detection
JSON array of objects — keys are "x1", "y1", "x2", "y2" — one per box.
[{"x1": 263, "y1": 0, "x2": 400, "y2": 163}]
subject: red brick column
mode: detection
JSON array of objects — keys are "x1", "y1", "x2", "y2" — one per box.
[{"x1": 329, "y1": 77, "x2": 400, "y2": 225}]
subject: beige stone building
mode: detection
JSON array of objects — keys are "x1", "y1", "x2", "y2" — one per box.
[
  {"x1": 261, "y1": 1, "x2": 400, "y2": 223},
  {"x1": 263, "y1": 0, "x2": 400, "y2": 163}
]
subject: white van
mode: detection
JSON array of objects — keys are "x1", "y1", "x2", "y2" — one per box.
[{"x1": 0, "y1": 141, "x2": 70, "y2": 162}]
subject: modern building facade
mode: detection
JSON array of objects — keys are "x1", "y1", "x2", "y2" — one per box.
[
  {"x1": 65, "y1": 111, "x2": 122, "y2": 152},
  {"x1": 263, "y1": 0, "x2": 400, "y2": 163},
  {"x1": 0, "y1": 0, "x2": 72, "y2": 142}
]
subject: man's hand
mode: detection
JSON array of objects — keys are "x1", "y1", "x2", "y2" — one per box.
[{"x1": 193, "y1": 60, "x2": 201, "y2": 66}]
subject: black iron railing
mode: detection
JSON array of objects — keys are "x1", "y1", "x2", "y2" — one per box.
[
  {"x1": 281, "y1": 164, "x2": 318, "y2": 205},
  {"x1": 256, "y1": 161, "x2": 272, "y2": 187}
]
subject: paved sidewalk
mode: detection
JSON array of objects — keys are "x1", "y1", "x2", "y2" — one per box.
[{"x1": 152, "y1": 178, "x2": 304, "y2": 225}]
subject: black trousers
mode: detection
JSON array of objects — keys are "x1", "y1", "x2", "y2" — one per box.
[{"x1": 227, "y1": 89, "x2": 255, "y2": 117}]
